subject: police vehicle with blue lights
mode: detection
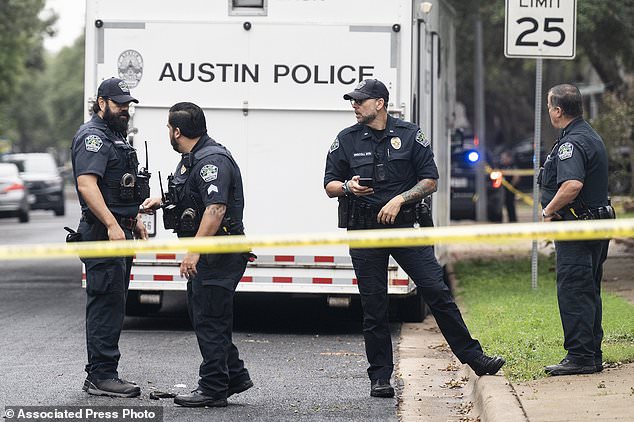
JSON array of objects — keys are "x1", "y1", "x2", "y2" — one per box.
[{"x1": 450, "y1": 129, "x2": 504, "y2": 222}]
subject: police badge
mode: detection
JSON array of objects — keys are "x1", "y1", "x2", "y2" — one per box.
[
  {"x1": 390, "y1": 137, "x2": 402, "y2": 150},
  {"x1": 416, "y1": 130, "x2": 430, "y2": 147},
  {"x1": 200, "y1": 164, "x2": 218, "y2": 182},
  {"x1": 558, "y1": 142, "x2": 574, "y2": 160},
  {"x1": 329, "y1": 137, "x2": 340, "y2": 153},
  {"x1": 84, "y1": 135, "x2": 103, "y2": 152}
]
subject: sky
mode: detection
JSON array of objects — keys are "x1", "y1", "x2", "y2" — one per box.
[{"x1": 42, "y1": 0, "x2": 86, "y2": 52}]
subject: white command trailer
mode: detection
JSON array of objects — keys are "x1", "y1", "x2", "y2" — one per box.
[{"x1": 83, "y1": 0, "x2": 456, "y2": 321}]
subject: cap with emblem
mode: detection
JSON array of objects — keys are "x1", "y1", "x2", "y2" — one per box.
[
  {"x1": 343, "y1": 79, "x2": 389, "y2": 102},
  {"x1": 97, "y1": 77, "x2": 139, "y2": 104}
]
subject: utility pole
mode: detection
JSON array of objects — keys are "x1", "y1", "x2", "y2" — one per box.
[{"x1": 474, "y1": 10, "x2": 487, "y2": 221}]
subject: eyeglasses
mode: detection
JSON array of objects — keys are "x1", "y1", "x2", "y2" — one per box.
[{"x1": 350, "y1": 98, "x2": 377, "y2": 106}]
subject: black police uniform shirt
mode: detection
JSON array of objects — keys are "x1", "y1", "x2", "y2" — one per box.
[
  {"x1": 324, "y1": 114, "x2": 439, "y2": 207},
  {"x1": 173, "y1": 134, "x2": 244, "y2": 231},
  {"x1": 71, "y1": 114, "x2": 140, "y2": 218},
  {"x1": 540, "y1": 117, "x2": 609, "y2": 209}
]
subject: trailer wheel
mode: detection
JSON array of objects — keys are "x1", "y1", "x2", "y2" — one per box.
[
  {"x1": 398, "y1": 289, "x2": 429, "y2": 322},
  {"x1": 125, "y1": 291, "x2": 163, "y2": 316}
]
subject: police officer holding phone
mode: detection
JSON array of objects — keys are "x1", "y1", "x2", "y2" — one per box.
[
  {"x1": 540, "y1": 84, "x2": 614, "y2": 376},
  {"x1": 141, "y1": 102, "x2": 253, "y2": 407},
  {"x1": 324, "y1": 79, "x2": 505, "y2": 398},
  {"x1": 71, "y1": 77, "x2": 150, "y2": 397}
]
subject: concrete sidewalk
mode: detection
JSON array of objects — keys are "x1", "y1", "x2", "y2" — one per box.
[{"x1": 398, "y1": 240, "x2": 634, "y2": 422}]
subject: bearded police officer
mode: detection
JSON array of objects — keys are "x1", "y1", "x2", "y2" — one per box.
[
  {"x1": 540, "y1": 84, "x2": 615, "y2": 376},
  {"x1": 141, "y1": 102, "x2": 253, "y2": 407},
  {"x1": 71, "y1": 77, "x2": 150, "y2": 397},
  {"x1": 323, "y1": 79, "x2": 505, "y2": 398}
]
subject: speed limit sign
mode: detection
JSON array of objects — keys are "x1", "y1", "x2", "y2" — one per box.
[{"x1": 505, "y1": 0, "x2": 577, "y2": 59}]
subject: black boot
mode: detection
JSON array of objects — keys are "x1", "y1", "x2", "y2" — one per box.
[
  {"x1": 174, "y1": 389, "x2": 228, "y2": 407},
  {"x1": 370, "y1": 379, "x2": 395, "y2": 398},
  {"x1": 469, "y1": 354, "x2": 506, "y2": 376},
  {"x1": 228, "y1": 378, "x2": 254, "y2": 398},
  {"x1": 82, "y1": 378, "x2": 140, "y2": 398},
  {"x1": 544, "y1": 359, "x2": 596, "y2": 376}
]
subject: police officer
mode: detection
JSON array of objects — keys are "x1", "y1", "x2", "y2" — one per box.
[
  {"x1": 141, "y1": 102, "x2": 252, "y2": 407},
  {"x1": 71, "y1": 77, "x2": 150, "y2": 397},
  {"x1": 323, "y1": 79, "x2": 505, "y2": 398},
  {"x1": 539, "y1": 84, "x2": 614, "y2": 376}
]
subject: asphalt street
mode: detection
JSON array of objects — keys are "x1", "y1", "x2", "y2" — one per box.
[{"x1": 0, "y1": 198, "x2": 399, "y2": 421}]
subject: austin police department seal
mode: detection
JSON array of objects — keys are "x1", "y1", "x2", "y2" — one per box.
[
  {"x1": 329, "y1": 137, "x2": 340, "y2": 153},
  {"x1": 84, "y1": 135, "x2": 103, "y2": 152},
  {"x1": 118, "y1": 50, "x2": 143, "y2": 88},
  {"x1": 200, "y1": 164, "x2": 218, "y2": 182},
  {"x1": 416, "y1": 130, "x2": 430, "y2": 147},
  {"x1": 558, "y1": 142, "x2": 574, "y2": 160},
  {"x1": 390, "y1": 137, "x2": 401, "y2": 150}
]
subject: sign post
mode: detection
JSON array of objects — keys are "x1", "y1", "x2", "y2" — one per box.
[{"x1": 504, "y1": 0, "x2": 577, "y2": 288}]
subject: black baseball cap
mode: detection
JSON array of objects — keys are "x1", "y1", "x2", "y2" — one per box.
[
  {"x1": 97, "y1": 77, "x2": 138, "y2": 104},
  {"x1": 343, "y1": 79, "x2": 389, "y2": 102}
]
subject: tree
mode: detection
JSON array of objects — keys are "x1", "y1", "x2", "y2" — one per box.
[
  {"x1": 0, "y1": 0, "x2": 54, "y2": 101},
  {"x1": 44, "y1": 35, "x2": 85, "y2": 155},
  {"x1": 0, "y1": 0, "x2": 56, "y2": 150}
]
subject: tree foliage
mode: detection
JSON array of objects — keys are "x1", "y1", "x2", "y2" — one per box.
[
  {"x1": 0, "y1": 0, "x2": 53, "y2": 101},
  {"x1": 590, "y1": 89, "x2": 634, "y2": 194}
]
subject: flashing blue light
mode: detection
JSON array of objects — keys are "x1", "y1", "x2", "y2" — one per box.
[{"x1": 467, "y1": 150, "x2": 480, "y2": 163}]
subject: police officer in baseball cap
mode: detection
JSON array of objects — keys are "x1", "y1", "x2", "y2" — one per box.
[
  {"x1": 71, "y1": 77, "x2": 148, "y2": 398},
  {"x1": 325, "y1": 78, "x2": 505, "y2": 398}
]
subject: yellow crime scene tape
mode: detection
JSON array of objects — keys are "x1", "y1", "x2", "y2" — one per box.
[
  {"x1": 486, "y1": 164, "x2": 534, "y2": 206},
  {"x1": 0, "y1": 219, "x2": 633, "y2": 261}
]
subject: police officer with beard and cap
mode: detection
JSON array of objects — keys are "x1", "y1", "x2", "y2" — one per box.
[
  {"x1": 539, "y1": 84, "x2": 615, "y2": 376},
  {"x1": 71, "y1": 77, "x2": 150, "y2": 397},
  {"x1": 324, "y1": 79, "x2": 505, "y2": 398},
  {"x1": 141, "y1": 102, "x2": 253, "y2": 408}
]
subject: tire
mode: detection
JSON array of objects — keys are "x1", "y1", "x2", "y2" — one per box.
[
  {"x1": 398, "y1": 289, "x2": 430, "y2": 322},
  {"x1": 18, "y1": 209, "x2": 29, "y2": 223},
  {"x1": 54, "y1": 200, "x2": 65, "y2": 216},
  {"x1": 125, "y1": 291, "x2": 163, "y2": 316}
]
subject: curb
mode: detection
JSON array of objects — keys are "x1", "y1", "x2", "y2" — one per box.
[
  {"x1": 446, "y1": 262, "x2": 528, "y2": 422},
  {"x1": 463, "y1": 365, "x2": 528, "y2": 422}
]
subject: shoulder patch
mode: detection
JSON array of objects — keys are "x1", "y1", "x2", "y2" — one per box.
[
  {"x1": 558, "y1": 142, "x2": 574, "y2": 160},
  {"x1": 84, "y1": 135, "x2": 103, "y2": 152},
  {"x1": 329, "y1": 137, "x2": 340, "y2": 153},
  {"x1": 416, "y1": 130, "x2": 430, "y2": 147},
  {"x1": 200, "y1": 164, "x2": 218, "y2": 182}
]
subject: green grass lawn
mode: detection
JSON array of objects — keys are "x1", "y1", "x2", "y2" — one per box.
[{"x1": 455, "y1": 256, "x2": 634, "y2": 381}]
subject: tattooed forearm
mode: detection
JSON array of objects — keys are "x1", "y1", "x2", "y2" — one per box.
[
  {"x1": 205, "y1": 204, "x2": 227, "y2": 217},
  {"x1": 400, "y1": 179, "x2": 437, "y2": 204}
]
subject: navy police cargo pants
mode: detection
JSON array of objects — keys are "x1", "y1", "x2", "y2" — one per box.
[{"x1": 350, "y1": 244, "x2": 483, "y2": 381}]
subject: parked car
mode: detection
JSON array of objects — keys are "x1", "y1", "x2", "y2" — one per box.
[
  {"x1": 450, "y1": 130, "x2": 503, "y2": 222},
  {"x1": 0, "y1": 163, "x2": 30, "y2": 223},
  {"x1": 1, "y1": 153, "x2": 65, "y2": 216}
]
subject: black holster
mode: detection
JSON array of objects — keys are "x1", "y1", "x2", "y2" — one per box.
[{"x1": 337, "y1": 196, "x2": 350, "y2": 228}]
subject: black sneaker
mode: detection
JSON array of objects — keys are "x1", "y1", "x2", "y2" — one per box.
[
  {"x1": 544, "y1": 359, "x2": 596, "y2": 376},
  {"x1": 595, "y1": 362, "x2": 604, "y2": 373},
  {"x1": 174, "y1": 389, "x2": 228, "y2": 408},
  {"x1": 82, "y1": 378, "x2": 140, "y2": 398},
  {"x1": 469, "y1": 354, "x2": 506, "y2": 376},
  {"x1": 370, "y1": 379, "x2": 395, "y2": 398},
  {"x1": 227, "y1": 379, "x2": 254, "y2": 398}
]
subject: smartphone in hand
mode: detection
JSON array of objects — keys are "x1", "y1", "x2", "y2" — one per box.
[{"x1": 358, "y1": 177, "x2": 374, "y2": 187}]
